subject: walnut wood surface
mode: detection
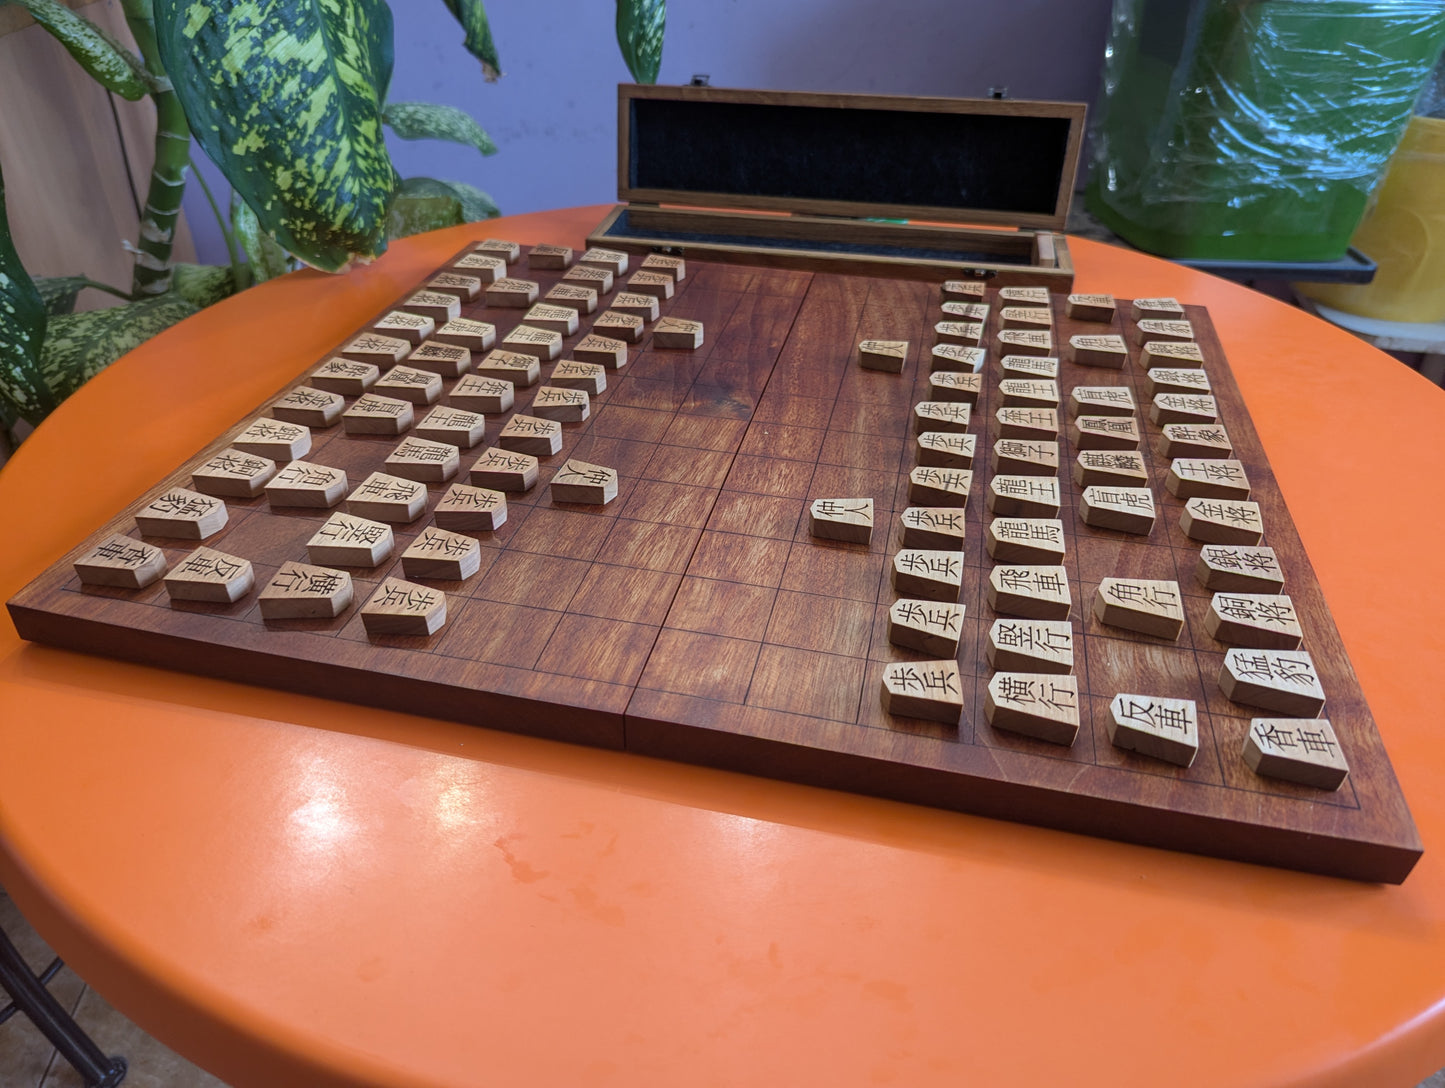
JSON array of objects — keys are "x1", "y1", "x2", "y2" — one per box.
[{"x1": 7, "y1": 247, "x2": 1420, "y2": 882}]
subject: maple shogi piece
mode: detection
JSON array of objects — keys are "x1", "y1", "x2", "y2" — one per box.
[
  {"x1": 942, "y1": 279, "x2": 987, "y2": 302},
  {"x1": 361, "y1": 578, "x2": 448, "y2": 637},
  {"x1": 469, "y1": 447, "x2": 538, "y2": 492},
  {"x1": 271, "y1": 386, "x2": 344, "y2": 428},
  {"x1": 402, "y1": 290, "x2": 460, "y2": 323},
  {"x1": 310, "y1": 358, "x2": 378, "y2": 395},
  {"x1": 1001, "y1": 307, "x2": 1052, "y2": 332},
  {"x1": 405, "y1": 341, "x2": 472, "y2": 379},
  {"x1": 375, "y1": 365, "x2": 443, "y2": 406},
  {"x1": 917, "y1": 430, "x2": 977, "y2": 468},
  {"x1": 579, "y1": 246, "x2": 629, "y2": 275},
  {"x1": 346, "y1": 471, "x2": 428, "y2": 523},
  {"x1": 857, "y1": 339, "x2": 907, "y2": 372},
  {"x1": 881, "y1": 660, "x2": 965, "y2": 725},
  {"x1": 191, "y1": 448, "x2": 276, "y2": 498},
  {"x1": 563, "y1": 263, "x2": 614, "y2": 293},
  {"x1": 1158, "y1": 423, "x2": 1232, "y2": 460},
  {"x1": 987, "y1": 565, "x2": 1072, "y2": 620},
  {"x1": 233, "y1": 418, "x2": 310, "y2": 461},
  {"x1": 401, "y1": 527, "x2": 482, "y2": 581},
  {"x1": 1131, "y1": 297, "x2": 1185, "y2": 322},
  {"x1": 908, "y1": 466, "x2": 973, "y2": 508},
  {"x1": 1243, "y1": 719, "x2": 1349, "y2": 790},
  {"x1": 550, "y1": 459, "x2": 619, "y2": 504},
  {"x1": 498, "y1": 413, "x2": 563, "y2": 456},
  {"x1": 988, "y1": 475, "x2": 1061, "y2": 518},
  {"x1": 1074, "y1": 450, "x2": 1148, "y2": 489},
  {"x1": 640, "y1": 252, "x2": 685, "y2": 280},
  {"x1": 1070, "y1": 385, "x2": 1135, "y2": 417},
  {"x1": 1141, "y1": 340, "x2": 1205, "y2": 370},
  {"x1": 899, "y1": 507, "x2": 967, "y2": 551},
  {"x1": 342, "y1": 393, "x2": 414, "y2": 436},
  {"x1": 1108, "y1": 694, "x2": 1199, "y2": 767},
  {"x1": 1181, "y1": 497, "x2": 1264, "y2": 545},
  {"x1": 610, "y1": 292, "x2": 661, "y2": 323},
  {"x1": 1206, "y1": 593, "x2": 1303, "y2": 650},
  {"x1": 1080, "y1": 486, "x2": 1157, "y2": 535},
  {"x1": 809, "y1": 497, "x2": 873, "y2": 544},
  {"x1": 1167, "y1": 458, "x2": 1250, "y2": 500},
  {"x1": 1072, "y1": 414, "x2": 1140, "y2": 451},
  {"x1": 473, "y1": 237, "x2": 521, "y2": 263},
  {"x1": 987, "y1": 618, "x2": 1073, "y2": 673},
  {"x1": 892, "y1": 549, "x2": 964, "y2": 601},
  {"x1": 1147, "y1": 367, "x2": 1212, "y2": 397},
  {"x1": 1069, "y1": 333, "x2": 1128, "y2": 369},
  {"x1": 1066, "y1": 293, "x2": 1116, "y2": 322},
  {"x1": 434, "y1": 482, "x2": 507, "y2": 531},
  {"x1": 475, "y1": 349, "x2": 541, "y2": 387},
  {"x1": 986, "y1": 672, "x2": 1080, "y2": 746},
  {"x1": 544, "y1": 283, "x2": 599, "y2": 315},
  {"x1": 450, "y1": 374, "x2": 515, "y2": 414},
  {"x1": 451, "y1": 252, "x2": 506, "y2": 281},
  {"x1": 501, "y1": 324, "x2": 563, "y2": 362},
  {"x1": 986, "y1": 518, "x2": 1066, "y2": 564},
  {"x1": 1151, "y1": 393, "x2": 1218, "y2": 426},
  {"x1": 992, "y1": 439, "x2": 1059, "y2": 476},
  {"x1": 935, "y1": 320, "x2": 984, "y2": 346},
  {"x1": 653, "y1": 317, "x2": 706, "y2": 350},
  {"x1": 433, "y1": 317, "x2": 496, "y2": 352},
  {"x1": 1133, "y1": 319, "x2": 1194, "y2": 346},
  {"x1": 341, "y1": 333, "x2": 409, "y2": 367},
  {"x1": 305, "y1": 513, "x2": 393, "y2": 567},
  {"x1": 573, "y1": 333, "x2": 628, "y2": 369},
  {"x1": 999, "y1": 354, "x2": 1058, "y2": 380},
  {"x1": 999, "y1": 379, "x2": 1059, "y2": 409},
  {"x1": 999, "y1": 286, "x2": 1049, "y2": 305},
  {"x1": 258, "y1": 562, "x2": 352, "y2": 620},
  {"x1": 626, "y1": 270, "x2": 675, "y2": 300},
  {"x1": 1093, "y1": 578, "x2": 1185, "y2": 640},
  {"x1": 928, "y1": 371, "x2": 983, "y2": 404},
  {"x1": 485, "y1": 278, "x2": 540, "y2": 308},
  {"x1": 134, "y1": 488, "x2": 227, "y2": 540},
  {"x1": 941, "y1": 301, "x2": 989, "y2": 322},
  {"x1": 550, "y1": 360, "x2": 607, "y2": 394},
  {"x1": 915, "y1": 400, "x2": 971, "y2": 434},
  {"x1": 427, "y1": 273, "x2": 483, "y2": 302},
  {"x1": 593, "y1": 310, "x2": 645, "y2": 344},
  {"x1": 996, "y1": 406, "x2": 1058, "y2": 440},
  {"x1": 1219, "y1": 649, "x2": 1325, "y2": 717},
  {"x1": 372, "y1": 309, "x2": 434, "y2": 346},
  {"x1": 73, "y1": 534, "x2": 166, "y2": 589},
  {"x1": 931, "y1": 343, "x2": 986, "y2": 373},
  {"x1": 998, "y1": 329, "x2": 1052, "y2": 356},
  {"x1": 532, "y1": 385, "x2": 591, "y2": 423},
  {"x1": 888, "y1": 598, "x2": 966, "y2": 656},
  {"x1": 1196, "y1": 545, "x2": 1284, "y2": 593},
  {"x1": 529, "y1": 243, "x2": 574, "y2": 270},
  {"x1": 264, "y1": 461, "x2": 348, "y2": 508},
  {"x1": 385, "y1": 436, "x2": 461, "y2": 483},
  {"x1": 520, "y1": 303, "x2": 580, "y2": 336},
  {"x1": 415, "y1": 406, "x2": 486, "y2": 448},
  {"x1": 162, "y1": 547, "x2": 253, "y2": 604}
]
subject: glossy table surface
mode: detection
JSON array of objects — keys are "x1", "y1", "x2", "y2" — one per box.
[{"x1": 3, "y1": 206, "x2": 1445, "y2": 1088}]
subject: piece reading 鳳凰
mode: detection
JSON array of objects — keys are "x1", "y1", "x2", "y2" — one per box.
[{"x1": 374, "y1": 365, "x2": 443, "y2": 406}]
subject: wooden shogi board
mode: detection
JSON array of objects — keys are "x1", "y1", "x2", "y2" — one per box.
[{"x1": 7, "y1": 244, "x2": 1421, "y2": 883}]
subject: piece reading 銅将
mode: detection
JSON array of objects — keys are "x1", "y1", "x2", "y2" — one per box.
[
  {"x1": 191, "y1": 448, "x2": 276, "y2": 498},
  {"x1": 1146, "y1": 367, "x2": 1211, "y2": 398},
  {"x1": 1093, "y1": 578, "x2": 1185, "y2": 640},
  {"x1": 809, "y1": 498, "x2": 873, "y2": 544},
  {"x1": 1108, "y1": 694, "x2": 1199, "y2": 766},
  {"x1": 1140, "y1": 340, "x2": 1206, "y2": 370},
  {"x1": 1205, "y1": 593, "x2": 1303, "y2": 650},
  {"x1": 986, "y1": 672, "x2": 1080, "y2": 746}
]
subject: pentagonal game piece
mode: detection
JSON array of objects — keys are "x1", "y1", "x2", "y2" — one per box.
[
  {"x1": 627, "y1": 270, "x2": 675, "y2": 299},
  {"x1": 1158, "y1": 423, "x2": 1233, "y2": 460},
  {"x1": 372, "y1": 309, "x2": 433, "y2": 345},
  {"x1": 1073, "y1": 451, "x2": 1147, "y2": 489},
  {"x1": 270, "y1": 386, "x2": 344, "y2": 428},
  {"x1": 639, "y1": 252, "x2": 685, "y2": 280},
  {"x1": 579, "y1": 246, "x2": 629, "y2": 275},
  {"x1": 1195, "y1": 545, "x2": 1284, "y2": 594},
  {"x1": 401, "y1": 528, "x2": 482, "y2": 581},
  {"x1": 881, "y1": 660, "x2": 964, "y2": 724},
  {"x1": 433, "y1": 317, "x2": 496, "y2": 352},
  {"x1": 258, "y1": 561, "x2": 352, "y2": 620},
  {"x1": 916, "y1": 431, "x2": 976, "y2": 468},
  {"x1": 986, "y1": 618, "x2": 1073, "y2": 673},
  {"x1": 573, "y1": 333, "x2": 628, "y2": 368},
  {"x1": 898, "y1": 507, "x2": 966, "y2": 550},
  {"x1": 532, "y1": 385, "x2": 591, "y2": 423},
  {"x1": 1146, "y1": 367, "x2": 1211, "y2": 397},
  {"x1": 999, "y1": 286, "x2": 1050, "y2": 305},
  {"x1": 501, "y1": 324, "x2": 563, "y2": 361},
  {"x1": 563, "y1": 263, "x2": 614, "y2": 293},
  {"x1": 414, "y1": 406, "x2": 486, "y2": 449},
  {"x1": 360, "y1": 578, "x2": 448, "y2": 636},
  {"x1": 1093, "y1": 578, "x2": 1184, "y2": 640},
  {"x1": 992, "y1": 439, "x2": 1058, "y2": 476},
  {"x1": 73, "y1": 534, "x2": 165, "y2": 589},
  {"x1": 1206, "y1": 593, "x2": 1303, "y2": 650},
  {"x1": 341, "y1": 333, "x2": 409, "y2": 367},
  {"x1": 1108, "y1": 694, "x2": 1199, "y2": 766},
  {"x1": 473, "y1": 238, "x2": 520, "y2": 262},
  {"x1": 485, "y1": 278, "x2": 540, "y2": 308},
  {"x1": 385, "y1": 436, "x2": 461, "y2": 483},
  {"x1": 931, "y1": 343, "x2": 985, "y2": 373},
  {"x1": 891, "y1": 549, "x2": 963, "y2": 601},
  {"x1": 1131, "y1": 297, "x2": 1185, "y2": 321},
  {"x1": 1069, "y1": 334, "x2": 1128, "y2": 368},
  {"x1": 550, "y1": 459, "x2": 619, "y2": 504},
  {"x1": 1080, "y1": 486, "x2": 1156, "y2": 535},
  {"x1": 888, "y1": 598, "x2": 966, "y2": 656},
  {"x1": 469, "y1": 447, "x2": 539, "y2": 492},
  {"x1": 942, "y1": 279, "x2": 986, "y2": 302},
  {"x1": 908, "y1": 466, "x2": 973, "y2": 507},
  {"x1": 997, "y1": 329, "x2": 1051, "y2": 356},
  {"x1": 986, "y1": 518, "x2": 1065, "y2": 564},
  {"x1": 941, "y1": 301, "x2": 989, "y2": 322},
  {"x1": 310, "y1": 357, "x2": 379, "y2": 395},
  {"x1": 520, "y1": 303, "x2": 580, "y2": 336},
  {"x1": 449, "y1": 374, "x2": 515, "y2": 414},
  {"x1": 985, "y1": 672, "x2": 1080, "y2": 745},
  {"x1": 545, "y1": 283, "x2": 599, "y2": 314},
  {"x1": 1070, "y1": 385, "x2": 1135, "y2": 417},
  {"x1": 999, "y1": 354, "x2": 1057, "y2": 379},
  {"x1": 528, "y1": 242, "x2": 574, "y2": 270},
  {"x1": 342, "y1": 393, "x2": 414, "y2": 436},
  {"x1": 928, "y1": 371, "x2": 983, "y2": 403},
  {"x1": 809, "y1": 498, "x2": 873, "y2": 544},
  {"x1": 192, "y1": 448, "x2": 277, "y2": 498},
  {"x1": 405, "y1": 341, "x2": 472, "y2": 379},
  {"x1": 1140, "y1": 340, "x2": 1205, "y2": 370},
  {"x1": 915, "y1": 400, "x2": 971, "y2": 433},
  {"x1": 1166, "y1": 458, "x2": 1250, "y2": 500},
  {"x1": 134, "y1": 488, "x2": 227, "y2": 540},
  {"x1": 653, "y1": 317, "x2": 705, "y2": 350},
  {"x1": 375, "y1": 365, "x2": 443, "y2": 406},
  {"x1": 1219, "y1": 649, "x2": 1325, "y2": 717},
  {"x1": 452, "y1": 252, "x2": 507, "y2": 280},
  {"x1": 1000, "y1": 306, "x2": 1052, "y2": 331},
  {"x1": 475, "y1": 349, "x2": 541, "y2": 387},
  {"x1": 1000, "y1": 380, "x2": 1059, "y2": 410},
  {"x1": 346, "y1": 472, "x2": 428, "y2": 523},
  {"x1": 305, "y1": 512, "x2": 393, "y2": 568},
  {"x1": 427, "y1": 273, "x2": 482, "y2": 302},
  {"x1": 996, "y1": 407, "x2": 1057, "y2": 440},
  {"x1": 609, "y1": 292, "x2": 660, "y2": 323},
  {"x1": 1243, "y1": 719, "x2": 1348, "y2": 790},
  {"x1": 233, "y1": 418, "x2": 310, "y2": 461},
  {"x1": 550, "y1": 360, "x2": 607, "y2": 395},
  {"x1": 935, "y1": 320, "x2": 983, "y2": 346},
  {"x1": 1072, "y1": 415, "x2": 1140, "y2": 451},
  {"x1": 264, "y1": 461, "x2": 349, "y2": 508},
  {"x1": 1150, "y1": 393, "x2": 1218, "y2": 426},
  {"x1": 498, "y1": 414, "x2": 563, "y2": 456},
  {"x1": 987, "y1": 565, "x2": 1071, "y2": 620},
  {"x1": 433, "y1": 482, "x2": 507, "y2": 531},
  {"x1": 1067, "y1": 293, "x2": 1115, "y2": 322},
  {"x1": 1181, "y1": 497, "x2": 1263, "y2": 545},
  {"x1": 1133, "y1": 319, "x2": 1193, "y2": 346},
  {"x1": 402, "y1": 291, "x2": 460, "y2": 323},
  {"x1": 987, "y1": 475, "x2": 1060, "y2": 518}
]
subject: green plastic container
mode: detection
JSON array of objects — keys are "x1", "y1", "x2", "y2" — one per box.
[{"x1": 1086, "y1": 0, "x2": 1445, "y2": 261}]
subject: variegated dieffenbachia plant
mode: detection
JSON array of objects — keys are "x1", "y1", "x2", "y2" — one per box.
[{"x1": 0, "y1": 0, "x2": 666, "y2": 447}]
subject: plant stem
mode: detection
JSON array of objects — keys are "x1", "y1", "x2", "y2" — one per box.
[
  {"x1": 192, "y1": 161, "x2": 249, "y2": 291},
  {"x1": 74, "y1": 277, "x2": 136, "y2": 303}
]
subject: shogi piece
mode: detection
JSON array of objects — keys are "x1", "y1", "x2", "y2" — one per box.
[
  {"x1": 1206, "y1": 593, "x2": 1303, "y2": 650},
  {"x1": 342, "y1": 393, "x2": 414, "y2": 436},
  {"x1": 1243, "y1": 719, "x2": 1349, "y2": 790},
  {"x1": 931, "y1": 344, "x2": 985, "y2": 373},
  {"x1": 1141, "y1": 341, "x2": 1205, "y2": 370},
  {"x1": 899, "y1": 507, "x2": 967, "y2": 551},
  {"x1": 1133, "y1": 319, "x2": 1194, "y2": 346},
  {"x1": 192, "y1": 448, "x2": 276, "y2": 498},
  {"x1": 593, "y1": 310, "x2": 645, "y2": 344},
  {"x1": 1147, "y1": 367, "x2": 1211, "y2": 397},
  {"x1": 544, "y1": 283, "x2": 600, "y2": 314},
  {"x1": 402, "y1": 290, "x2": 460, "y2": 323},
  {"x1": 528, "y1": 243, "x2": 574, "y2": 269},
  {"x1": 258, "y1": 561, "x2": 352, "y2": 620},
  {"x1": 996, "y1": 407, "x2": 1058, "y2": 440},
  {"x1": 474, "y1": 238, "x2": 521, "y2": 263},
  {"x1": 573, "y1": 333, "x2": 628, "y2": 368},
  {"x1": 639, "y1": 253, "x2": 685, "y2": 280},
  {"x1": 485, "y1": 278, "x2": 540, "y2": 308},
  {"x1": 415, "y1": 406, "x2": 486, "y2": 448},
  {"x1": 1131, "y1": 297, "x2": 1185, "y2": 322},
  {"x1": 999, "y1": 286, "x2": 1050, "y2": 305},
  {"x1": 550, "y1": 459, "x2": 619, "y2": 505},
  {"x1": 609, "y1": 292, "x2": 661, "y2": 323},
  {"x1": 1158, "y1": 423, "x2": 1232, "y2": 460},
  {"x1": 1001, "y1": 307, "x2": 1052, "y2": 331},
  {"x1": 988, "y1": 475, "x2": 1061, "y2": 518},
  {"x1": 434, "y1": 482, "x2": 507, "y2": 531},
  {"x1": 405, "y1": 341, "x2": 472, "y2": 378},
  {"x1": 1196, "y1": 545, "x2": 1284, "y2": 593},
  {"x1": 881, "y1": 660, "x2": 965, "y2": 725},
  {"x1": 427, "y1": 273, "x2": 483, "y2": 302},
  {"x1": 1094, "y1": 578, "x2": 1185, "y2": 640},
  {"x1": 346, "y1": 472, "x2": 428, "y2": 523},
  {"x1": 401, "y1": 528, "x2": 482, "y2": 581},
  {"x1": 888, "y1": 599, "x2": 966, "y2": 656},
  {"x1": 1072, "y1": 415, "x2": 1140, "y2": 451},
  {"x1": 986, "y1": 518, "x2": 1066, "y2": 564},
  {"x1": 915, "y1": 400, "x2": 971, "y2": 434},
  {"x1": 892, "y1": 549, "x2": 964, "y2": 602},
  {"x1": 917, "y1": 431, "x2": 976, "y2": 468},
  {"x1": 501, "y1": 324, "x2": 563, "y2": 362},
  {"x1": 1074, "y1": 451, "x2": 1147, "y2": 489},
  {"x1": 986, "y1": 618, "x2": 1074, "y2": 674},
  {"x1": 1167, "y1": 458, "x2": 1251, "y2": 500},
  {"x1": 341, "y1": 333, "x2": 409, "y2": 367},
  {"x1": 653, "y1": 317, "x2": 706, "y2": 350},
  {"x1": 1151, "y1": 393, "x2": 1218, "y2": 426},
  {"x1": 580, "y1": 246, "x2": 629, "y2": 275},
  {"x1": 986, "y1": 673, "x2": 1080, "y2": 746},
  {"x1": 858, "y1": 339, "x2": 907, "y2": 372},
  {"x1": 1181, "y1": 497, "x2": 1264, "y2": 545},
  {"x1": 450, "y1": 374, "x2": 515, "y2": 413},
  {"x1": 385, "y1": 436, "x2": 461, "y2": 483},
  {"x1": 475, "y1": 349, "x2": 541, "y2": 387},
  {"x1": 941, "y1": 301, "x2": 989, "y2": 322},
  {"x1": 1066, "y1": 293, "x2": 1115, "y2": 322},
  {"x1": 999, "y1": 354, "x2": 1058, "y2": 379},
  {"x1": 1219, "y1": 649, "x2": 1326, "y2": 717},
  {"x1": 233, "y1": 418, "x2": 310, "y2": 461},
  {"x1": 134, "y1": 489, "x2": 227, "y2": 540},
  {"x1": 1069, "y1": 334, "x2": 1129, "y2": 369},
  {"x1": 626, "y1": 270, "x2": 675, "y2": 300},
  {"x1": 935, "y1": 320, "x2": 984, "y2": 346},
  {"x1": 306, "y1": 513, "x2": 394, "y2": 568},
  {"x1": 928, "y1": 371, "x2": 983, "y2": 403},
  {"x1": 908, "y1": 466, "x2": 973, "y2": 508},
  {"x1": 451, "y1": 253, "x2": 507, "y2": 281},
  {"x1": 1080, "y1": 486, "x2": 1156, "y2": 535},
  {"x1": 360, "y1": 578, "x2": 448, "y2": 637},
  {"x1": 942, "y1": 279, "x2": 987, "y2": 302},
  {"x1": 999, "y1": 379, "x2": 1059, "y2": 409},
  {"x1": 373, "y1": 310, "x2": 434, "y2": 345},
  {"x1": 532, "y1": 386, "x2": 591, "y2": 423},
  {"x1": 550, "y1": 360, "x2": 607, "y2": 395},
  {"x1": 520, "y1": 303, "x2": 580, "y2": 336},
  {"x1": 73, "y1": 534, "x2": 166, "y2": 589},
  {"x1": 987, "y1": 565, "x2": 1072, "y2": 620},
  {"x1": 1070, "y1": 385, "x2": 1135, "y2": 417},
  {"x1": 375, "y1": 365, "x2": 443, "y2": 406},
  {"x1": 310, "y1": 358, "x2": 379, "y2": 395},
  {"x1": 498, "y1": 413, "x2": 563, "y2": 456},
  {"x1": 469, "y1": 447, "x2": 539, "y2": 492},
  {"x1": 563, "y1": 264, "x2": 615, "y2": 293},
  {"x1": 271, "y1": 386, "x2": 344, "y2": 428},
  {"x1": 992, "y1": 439, "x2": 1059, "y2": 476},
  {"x1": 167, "y1": 553, "x2": 248, "y2": 608},
  {"x1": 264, "y1": 461, "x2": 349, "y2": 508},
  {"x1": 1108, "y1": 695, "x2": 1199, "y2": 767},
  {"x1": 997, "y1": 329, "x2": 1052, "y2": 356},
  {"x1": 433, "y1": 318, "x2": 496, "y2": 353},
  {"x1": 809, "y1": 497, "x2": 874, "y2": 544}
]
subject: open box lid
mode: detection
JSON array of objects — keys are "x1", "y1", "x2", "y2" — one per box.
[{"x1": 618, "y1": 84, "x2": 1087, "y2": 231}]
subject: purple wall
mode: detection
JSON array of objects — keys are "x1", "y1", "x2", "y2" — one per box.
[{"x1": 182, "y1": 0, "x2": 1115, "y2": 265}]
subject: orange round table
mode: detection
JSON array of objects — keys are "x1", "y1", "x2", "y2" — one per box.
[{"x1": 3, "y1": 207, "x2": 1445, "y2": 1088}]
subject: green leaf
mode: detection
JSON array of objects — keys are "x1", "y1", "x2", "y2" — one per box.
[
  {"x1": 616, "y1": 0, "x2": 665, "y2": 84},
  {"x1": 386, "y1": 176, "x2": 498, "y2": 239},
  {"x1": 383, "y1": 101, "x2": 497, "y2": 158},
  {"x1": 155, "y1": 0, "x2": 399, "y2": 273},
  {"x1": 232, "y1": 199, "x2": 292, "y2": 284},
  {"x1": 170, "y1": 263, "x2": 237, "y2": 308},
  {"x1": 38, "y1": 294, "x2": 197, "y2": 403},
  {"x1": 33, "y1": 276, "x2": 90, "y2": 317},
  {"x1": 0, "y1": 157, "x2": 56, "y2": 427},
  {"x1": 439, "y1": 0, "x2": 500, "y2": 81},
  {"x1": 8, "y1": 0, "x2": 161, "y2": 101}
]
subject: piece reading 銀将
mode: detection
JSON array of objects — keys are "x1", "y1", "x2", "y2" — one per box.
[{"x1": 1195, "y1": 545, "x2": 1284, "y2": 593}]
